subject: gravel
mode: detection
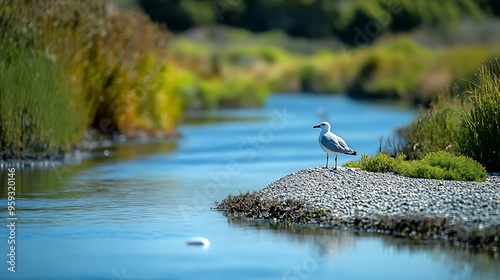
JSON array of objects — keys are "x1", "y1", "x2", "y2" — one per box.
[{"x1": 218, "y1": 167, "x2": 500, "y2": 250}]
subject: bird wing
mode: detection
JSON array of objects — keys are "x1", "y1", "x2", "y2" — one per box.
[{"x1": 321, "y1": 132, "x2": 356, "y2": 155}]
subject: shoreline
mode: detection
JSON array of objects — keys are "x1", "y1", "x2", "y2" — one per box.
[
  {"x1": 216, "y1": 167, "x2": 500, "y2": 251},
  {"x1": 0, "y1": 128, "x2": 180, "y2": 168}
]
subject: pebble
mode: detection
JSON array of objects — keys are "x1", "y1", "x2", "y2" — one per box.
[
  {"x1": 218, "y1": 167, "x2": 500, "y2": 250},
  {"x1": 257, "y1": 167, "x2": 500, "y2": 229}
]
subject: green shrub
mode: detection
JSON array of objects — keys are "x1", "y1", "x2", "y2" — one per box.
[
  {"x1": 398, "y1": 161, "x2": 446, "y2": 180},
  {"x1": 345, "y1": 151, "x2": 486, "y2": 182},
  {"x1": 424, "y1": 151, "x2": 487, "y2": 181},
  {"x1": 346, "y1": 153, "x2": 399, "y2": 173}
]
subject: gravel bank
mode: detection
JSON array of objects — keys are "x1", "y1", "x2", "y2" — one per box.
[{"x1": 217, "y1": 167, "x2": 500, "y2": 250}]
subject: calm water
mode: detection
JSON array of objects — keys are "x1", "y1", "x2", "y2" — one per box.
[{"x1": 1, "y1": 94, "x2": 499, "y2": 280}]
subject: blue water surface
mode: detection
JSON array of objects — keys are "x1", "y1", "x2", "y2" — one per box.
[{"x1": 1, "y1": 94, "x2": 498, "y2": 280}]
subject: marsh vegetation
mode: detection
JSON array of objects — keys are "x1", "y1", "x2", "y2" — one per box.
[{"x1": 1, "y1": 0, "x2": 499, "y2": 171}]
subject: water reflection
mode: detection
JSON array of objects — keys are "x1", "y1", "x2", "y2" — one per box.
[
  {"x1": 0, "y1": 141, "x2": 177, "y2": 198},
  {"x1": 380, "y1": 235, "x2": 500, "y2": 279},
  {"x1": 228, "y1": 217, "x2": 356, "y2": 257},
  {"x1": 228, "y1": 217, "x2": 500, "y2": 279}
]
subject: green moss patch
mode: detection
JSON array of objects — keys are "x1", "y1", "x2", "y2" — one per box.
[{"x1": 345, "y1": 151, "x2": 487, "y2": 182}]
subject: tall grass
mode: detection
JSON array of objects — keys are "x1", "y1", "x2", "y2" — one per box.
[
  {"x1": 1, "y1": 0, "x2": 184, "y2": 154},
  {"x1": 461, "y1": 59, "x2": 500, "y2": 171},
  {"x1": 0, "y1": 42, "x2": 82, "y2": 159},
  {"x1": 389, "y1": 60, "x2": 500, "y2": 171},
  {"x1": 396, "y1": 92, "x2": 466, "y2": 159}
]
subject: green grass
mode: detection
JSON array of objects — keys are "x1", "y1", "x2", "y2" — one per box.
[
  {"x1": 345, "y1": 151, "x2": 487, "y2": 182},
  {"x1": 390, "y1": 60, "x2": 500, "y2": 171},
  {"x1": 460, "y1": 59, "x2": 500, "y2": 171},
  {"x1": 0, "y1": 42, "x2": 82, "y2": 159},
  {"x1": 0, "y1": 0, "x2": 184, "y2": 160},
  {"x1": 395, "y1": 92, "x2": 465, "y2": 159},
  {"x1": 2, "y1": 1, "x2": 500, "y2": 162}
]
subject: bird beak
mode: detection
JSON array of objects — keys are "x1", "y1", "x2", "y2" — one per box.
[{"x1": 313, "y1": 125, "x2": 320, "y2": 128}]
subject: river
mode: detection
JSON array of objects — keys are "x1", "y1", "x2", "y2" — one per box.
[{"x1": 1, "y1": 94, "x2": 498, "y2": 279}]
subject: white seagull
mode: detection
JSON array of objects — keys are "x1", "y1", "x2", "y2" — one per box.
[{"x1": 313, "y1": 121, "x2": 357, "y2": 169}]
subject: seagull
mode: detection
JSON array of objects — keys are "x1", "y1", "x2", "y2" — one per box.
[{"x1": 313, "y1": 121, "x2": 357, "y2": 169}]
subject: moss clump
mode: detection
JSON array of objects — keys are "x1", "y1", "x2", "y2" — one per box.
[
  {"x1": 345, "y1": 151, "x2": 487, "y2": 182},
  {"x1": 215, "y1": 192, "x2": 330, "y2": 224}
]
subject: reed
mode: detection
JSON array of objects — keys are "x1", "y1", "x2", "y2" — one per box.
[
  {"x1": 0, "y1": 42, "x2": 82, "y2": 159},
  {"x1": 386, "y1": 60, "x2": 500, "y2": 171},
  {"x1": 460, "y1": 59, "x2": 500, "y2": 171},
  {"x1": 1, "y1": 0, "x2": 184, "y2": 157}
]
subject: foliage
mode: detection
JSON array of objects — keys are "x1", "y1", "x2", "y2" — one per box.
[
  {"x1": 0, "y1": 42, "x2": 82, "y2": 159},
  {"x1": 0, "y1": 0, "x2": 184, "y2": 160},
  {"x1": 140, "y1": 0, "x2": 499, "y2": 43},
  {"x1": 424, "y1": 151, "x2": 487, "y2": 181},
  {"x1": 170, "y1": 38, "x2": 271, "y2": 109},
  {"x1": 345, "y1": 153, "x2": 399, "y2": 173},
  {"x1": 396, "y1": 92, "x2": 465, "y2": 159},
  {"x1": 215, "y1": 191, "x2": 329, "y2": 223},
  {"x1": 176, "y1": 27, "x2": 500, "y2": 105},
  {"x1": 346, "y1": 37, "x2": 433, "y2": 99},
  {"x1": 391, "y1": 60, "x2": 500, "y2": 171},
  {"x1": 460, "y1": 59, "x2": 500, "y2": 171},
  {"x1": 345, "y1": 151, "x2": 487, "y2": 182}
]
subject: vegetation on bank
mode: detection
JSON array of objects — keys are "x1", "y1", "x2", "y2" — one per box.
[
  {"x1": 0, "y1": 0, "x2": 183, "y2": 158},
  {"x1": 140, "y1": 0, "x2": 500, "y2": 43},
  {"x1": 215, "y1": 191, "x2": 329, "y2": 223},
  {"x1": 345, "y1": 152, "x2": 487, "y2": 182},
  {"x1": 348, "y1": 60, "x2": 499, "y2": 174},
  {"x1": 389, "y1": 60, "x2": 500, "y2": 172},
  {"x1": 176, "y1": 27, "x2": 500, "y2": 104},
  {"x1": 0, "y1": 1, "x2": 266, "y2": 159},
  {"x1": 1, "y1": 0, "x2": 499, "y2": 168},
  {"x1": 0, "y1": 42, "x2": 83, "y2": 159}
]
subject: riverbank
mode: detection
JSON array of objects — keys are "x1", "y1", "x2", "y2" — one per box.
[
  {"x1": 216, "y1": 167, "x2": 500, "y2": 251},
  {"x1": 0, "y1": 128, "x2": 179, "y2": 168}
]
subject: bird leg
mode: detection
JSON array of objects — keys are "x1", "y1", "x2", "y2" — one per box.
[
  {"x1": 335, "y1": 155, "x2": 338, "y2": 170},
  {"x1": 326, "y1": 154, "x2": 329, "y2": 168}
]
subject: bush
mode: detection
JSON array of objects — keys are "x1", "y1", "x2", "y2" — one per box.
[
  {"x1": 346, "y1": 153, "x2": 399, "y2": 173},
  {"x1": 398, "y1": 161, "x2": 446, "y2": 180},
  {"x1": 424, "y1": 151, "x2": 487, "y2": 181},
  {"x1": 345, "y1": 151, "x2": 486, "y2": 182}
]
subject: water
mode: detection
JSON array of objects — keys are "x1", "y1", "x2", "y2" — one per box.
[{"x1": 1, "y1": 94, "x2": 498, "y2": 279}]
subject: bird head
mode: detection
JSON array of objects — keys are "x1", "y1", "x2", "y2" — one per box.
[{"x1": 313, "y1": 122, "x2": 331, "y2": 131}]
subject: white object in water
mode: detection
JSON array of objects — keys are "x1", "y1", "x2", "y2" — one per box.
[
  {"x1": 313, "y1": 121, "x2": 357, "y2": 169},
  {"x1": 186, "y1": 237, "x2": 210, "y2": 247}
]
